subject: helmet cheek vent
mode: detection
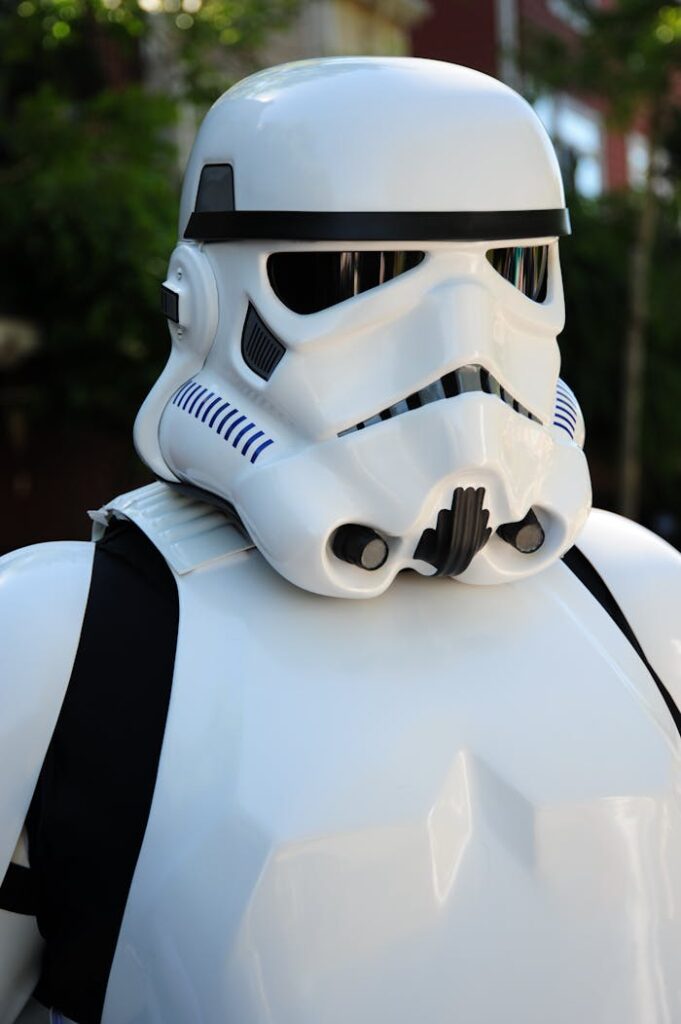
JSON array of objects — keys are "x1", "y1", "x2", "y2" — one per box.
[{"x1": 241, "y1": 303, "x2": 286, "y2": 381}]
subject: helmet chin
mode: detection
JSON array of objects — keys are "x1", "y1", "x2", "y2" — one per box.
[{"x1": 160, "y1": 393, "x2": 591, "y2": 598}]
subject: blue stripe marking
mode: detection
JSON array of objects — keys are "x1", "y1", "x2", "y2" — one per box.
[
  {"x1": 173, "y1": 380, "x2": 194, "y2": 405},
  {"x1": 233, "y1": 422, "x2": 256, "y2": 448},
  {"x1": 553, "y1": 412, "x2": 575, "y2": 435},
  {"x1": 172, "y1": 381, "x2": 274, "y2": 463},
  {"x1": 181, "y1": 381, "x2": 202, "y2": 410},
  {"x1": 176, "y1": 382, "x2": 195, "y2": 409},
  {"x1": 177, "y1": 380, "x2": 195, "y2": 403},
  {"x1": 180, "y1": 382, "x2": 201, "y2": 410},
  {"x1": 217, "y1": 408, "x2": 238, "y2": 434},
  {"x1": 242, "y1": 429, "x2": 264, "y2": 456},
  {"x1": 224, "y1": 414, "x2": 247, "y2": 441},
  {"x1": 251, "y1": 437, "x2": 274, "y2": 463},
  {"x1": 555, "y1": 401, "x2": 577, "y2": 424},
  {"x1": 194, "y1": 391, "x2": 215, "y2": 418},
  {"x1": 554, "y1": 420, "x2": 574, "y2": 437},
  {"x1": 555, "y1": 408, "x2": 577, "y2": 429},
  {"x1": 187, "y1": 387, "x2": 208, "y2": 415},
  {"x1": 201, "y1": 395, "x2": 222, "y2": 422},
  {"x1": 209, "y1": 401, "x2": 230, "y2": 428}
]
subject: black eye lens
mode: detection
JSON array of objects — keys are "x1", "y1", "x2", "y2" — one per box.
[
  {"x1": 267, "y1": 250, "x2": 425, "y2": 315},
  {"x1": 487, "y1": 245, "x2": 549, "y2": 302}
]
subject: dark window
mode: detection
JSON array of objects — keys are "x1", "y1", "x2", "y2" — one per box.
[
  {"x1": 267, "y1": 250, "x2": 425, "y2": 315},
  {"x1": 486, "y1": 245, "x2": 549, "y2": 302}
]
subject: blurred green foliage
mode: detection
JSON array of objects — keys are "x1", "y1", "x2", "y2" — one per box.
[
  {"x1": 558, "y1": 194, "x2": 630, "y2": 469},
  {"x1": 559, "y1": 190, "x2": 681, "y2": 520},
  {"x1": 7, "y1": 0, "x2": 300, "y2": 99},
  {"x1": 0, "y1": 0, "x2": 299, "y2": 428},
  {"x1": 1, "y1": 83, "x2": 178, "y2": 420},
  {"x1": 524, "y1": 0, "x2": 681, "y2": 127},
  {"x1": 12, "y1": 0, "x2": 299, "y2": 44},
  {"x1": 524, "y1": 0, "x2": 681, "y2": 526},
  {"x1": 646, "y1": 202, "x2": 681, "y2": 498}
]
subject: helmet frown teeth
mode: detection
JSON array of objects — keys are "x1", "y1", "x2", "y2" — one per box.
[{"x1": 338, "y1": 365, "x2": 542, "y2": 436}]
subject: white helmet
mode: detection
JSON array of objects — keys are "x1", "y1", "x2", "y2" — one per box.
[{"x1": 134, "y1": 57, "x2": 591, "y2": 598}]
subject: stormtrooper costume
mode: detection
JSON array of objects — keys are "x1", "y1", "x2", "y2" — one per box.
[{"x1": 2, "y1": 57, "x2": 681, "y2": 1024}]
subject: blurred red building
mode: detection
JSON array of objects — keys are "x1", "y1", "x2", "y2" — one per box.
[{"x1": 411, "y1": 0, "x2": 645, "y2": 198}]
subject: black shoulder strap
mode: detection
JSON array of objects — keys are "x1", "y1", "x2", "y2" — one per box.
[
  {"x1": 0, "y1": 862, "x2": 35, "y2": 915},
  {"x1": 2, "y1": 518, "x2": 180, "y2": 1024},
  {"x1": 563, "y1": 545, "x2": 681, "y2": 736}
]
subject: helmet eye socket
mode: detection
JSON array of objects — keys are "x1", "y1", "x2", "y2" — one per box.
[
  {"x1": 267, "y1": 250, "x2": 425, "y2": 315},
  {"x1": 487, "y1": 245, "x2": 549, "y2": 302}
]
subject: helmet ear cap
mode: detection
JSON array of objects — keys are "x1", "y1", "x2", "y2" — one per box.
[
  {"x1": 133, "y1": 242, "x2": 218, "y2": 480},
  {"x1": 162, "y1": 242, "x2": 219, "y2": 359}
]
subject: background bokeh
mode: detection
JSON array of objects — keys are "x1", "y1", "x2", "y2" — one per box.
[{"x1": 1, "y1": 0, "x2": 680, "y2": 554}]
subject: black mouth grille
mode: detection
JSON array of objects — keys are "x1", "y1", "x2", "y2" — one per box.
[
  {"x1": 338, "y1": 364, "x2": 541, "y2": 436},
  {"x1": 414, "y1": 486, "x2": 492, "y2": 577}
]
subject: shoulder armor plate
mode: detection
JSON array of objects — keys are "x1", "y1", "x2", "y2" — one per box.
[{"x1": 89, "y1": 482, "x2": 254, "y2": 576}]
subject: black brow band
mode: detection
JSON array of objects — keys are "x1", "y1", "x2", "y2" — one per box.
[{"x1": 184, "y1": 208, "x2": 571, "y2": 242}]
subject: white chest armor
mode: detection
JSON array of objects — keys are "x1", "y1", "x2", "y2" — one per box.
[{"x1": 84, "y1": 484, "x2": 681, "y2": 1024}]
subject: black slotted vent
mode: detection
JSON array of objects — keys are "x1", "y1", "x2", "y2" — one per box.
[{"x1": 241, "y1": 304, "x2": 286, "y2": 380}]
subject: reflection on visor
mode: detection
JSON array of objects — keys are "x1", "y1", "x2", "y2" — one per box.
[
  {"x1": 267, "y1": 250, "x2": 425, "y2": 314},
  {"x1": 487, "y1": 245, "x2": 548, "y2": 302}
]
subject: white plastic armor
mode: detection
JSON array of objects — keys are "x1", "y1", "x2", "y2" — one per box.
[
  {"x1": 2, "y1": 57, "x2": 681, "y2": 1024},
  {"x1": 3, "y1": 484, "x2": 681, "y2": 1024},
  {"x1": 0, "y1": 543, "x2": 94, "y2": 1024}
]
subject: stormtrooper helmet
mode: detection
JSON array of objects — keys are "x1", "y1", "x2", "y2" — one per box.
[{"x1": 134, "y1": 57, "x2": 591, "y2": 598}]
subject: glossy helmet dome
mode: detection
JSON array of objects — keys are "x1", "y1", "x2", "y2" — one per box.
[{"x1": 134, "y1": 57, "x2": 591, "y2": 598}]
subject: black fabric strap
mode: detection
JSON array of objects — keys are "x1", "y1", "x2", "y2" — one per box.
[
  {"x1": 563, "y1": 546, "x2": 681, "y2": 736},
  {"x1": 184, "y1": 208, "x2": 571, "y2": 242},
  {"x1": 26, "y1": 518, "x2": 179, "y2": 1024},
  {"x1": 0, "y1": 862, "x2": 36, "y2": 916}
]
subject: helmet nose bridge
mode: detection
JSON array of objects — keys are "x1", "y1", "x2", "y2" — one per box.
[{"x1": 424, "y1": 277, "x2": 500, "y2": 369}]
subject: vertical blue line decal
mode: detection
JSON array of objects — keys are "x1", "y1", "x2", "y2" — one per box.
[
  {"x1": 180, "y1": 382, "x2": 201, "y2": 410},
  {"x1": 187, "y1": 387, "x2": 208, "y2": 415},
  {"x1": 202, "y1": 396, "x2": 221, "y2": 422},
  {"x1": 224, "y1": 414, "x2": 247, "y2": 441},
  {"x1": 173, "y1": 380, "x2": 194, "y2": 405},
  {"x1": 209, "y1": 402, "x2": 230, "y2": 428},
  {"x1": 251, "y1": 438, "x2": 274, "y2": 463},
  {"x1": 194, "y1": 391, "x2": 215, "y2": 418},
  {"x1": 233, "y1": 422, "x2": 255, "y2": 448},
  {"x1": 242, "y1": 430, "x2": 264, "y2": 456},
  {"x1": 217, "y1": 408, "x2": 239, "y2": 434}
]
